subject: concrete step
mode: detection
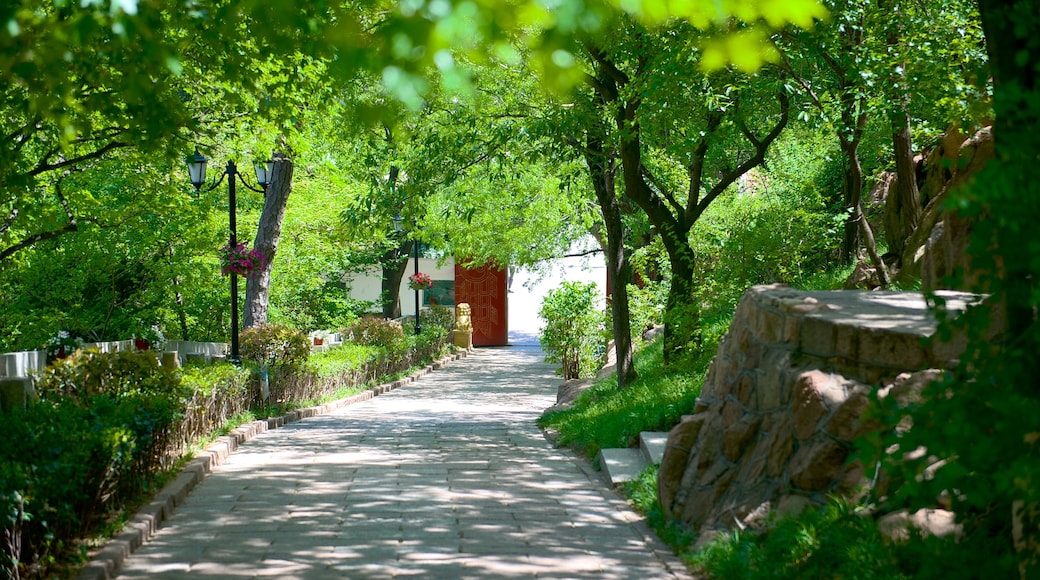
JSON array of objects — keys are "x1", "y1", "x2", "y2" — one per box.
[
  {"x1": 598, "y1": 448, "x2": 647, "y2": 486},
  {"x1": 639, "y1": 431, "x2": 670, "y2": 465},
  {"x1": 597, "y1": 431, "x2": 672, "y2": 486}
]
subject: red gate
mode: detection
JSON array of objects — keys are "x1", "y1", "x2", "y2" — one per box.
[{"x1": 454, "y1": 263, "x2": 508, "y2": 346}]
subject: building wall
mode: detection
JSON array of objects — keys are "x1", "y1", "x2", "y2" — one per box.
[{"x1": 346, "y1": 257, "x2": 456, "y2": 316}]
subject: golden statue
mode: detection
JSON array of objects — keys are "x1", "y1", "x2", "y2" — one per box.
[{"x1": 455, "y1": 303, "x2": 473, "y2": 331}]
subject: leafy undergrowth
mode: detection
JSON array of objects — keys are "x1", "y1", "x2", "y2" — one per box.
[
  {"x1": 689, "y1": 500, "x2": 907, "y2": 579},
  {"x1": 624, "y1": 466, "x2": 950, "y2": 580},
  {"x1": 538, "y1": 312, "x2": 728, "y2": 458}
]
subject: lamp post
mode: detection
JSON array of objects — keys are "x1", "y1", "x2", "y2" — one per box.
[
  {"x1": 187, "y1": 148, "x2": 273, "y2": 363},
  {"x1": 393, "y1": 213, "x2": 421, "y2": 336}
]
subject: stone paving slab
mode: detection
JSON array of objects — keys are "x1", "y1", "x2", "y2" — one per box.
[{"x1": 93, "y1": 347, "x2": 689, "y2": 579}]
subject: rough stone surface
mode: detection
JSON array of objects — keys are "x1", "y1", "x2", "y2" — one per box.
[{"x1": 658, "y1": 285, "x2": 986, "y2": 543}]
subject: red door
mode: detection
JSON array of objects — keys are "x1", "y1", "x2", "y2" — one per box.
[{"x1": 454, "y1": 263, "x2": 508, "y2": 346}]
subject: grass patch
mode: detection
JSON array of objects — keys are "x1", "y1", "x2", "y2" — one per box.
[
  {"x1": 690, "y1": 501, "x2": 907, "y2": 579},
  {"x1": 624, "y1": 465, "x2": 697, "y2": 551},
  {"x1": 537, "y1": 312, "x2": 726, "y2": 457},
  {"x1": 622, "y1": 466, "x2": 912, "y2": 579}
]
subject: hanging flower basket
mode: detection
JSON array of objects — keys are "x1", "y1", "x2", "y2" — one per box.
[
  {"x1": 408, "y1": 272, "x2": 433, "y2": 291},
  {"x1": 219, "y1": 243, "x2": 266, "y2": 277}
]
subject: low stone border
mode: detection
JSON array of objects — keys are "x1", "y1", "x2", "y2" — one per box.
[{"x1": 76, "y1": 350, "x2": 469, "y2": 580}]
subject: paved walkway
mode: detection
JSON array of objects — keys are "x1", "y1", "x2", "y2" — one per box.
[{"x1": 114, "y1": 347, "x2": 689, "y2": 579}]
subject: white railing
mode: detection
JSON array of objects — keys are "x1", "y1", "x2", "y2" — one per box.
[
  {"x1": 0, "y1": 350, "x2": 48, "y2": 379},
  {"x1": 0, "y1": 340, "x2": 229, "y2": 378}
]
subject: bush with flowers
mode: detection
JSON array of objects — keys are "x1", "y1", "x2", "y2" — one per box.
[
  {"x1": 219, "y1": 242, "x2": 266, "y2": 277},
  {"x1": 44, "y1": 330, "x2": 83, "y2": 362},
  {"x1": 408, "y1": 272, "x2": 433, "y2": 291}
]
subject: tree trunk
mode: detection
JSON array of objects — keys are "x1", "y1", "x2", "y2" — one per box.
[
  {"x1": 856, "y1": 202, "x2": 890, "y2": 287},
  {"x1": 839, "y1": 129, "x2": 865, "y2": 264},
  {"x1": 880, "y1": 0, "x2": 922, "y2": 257},
  {"x1": 243, "y1": 152, "x2": 293, "y2": 329},
  {"x1": 660, "y1": 230, "x2": 698, "y2": 362},
  {"x1": 583, "y1": 130, "x2": 636, "y2": 388},
  {"x1": 977, "y1": 0, "x2": 1039, "y2": 342},
  {"x1": 838, "y1": 103, "x2": 868, "y2": 265},
  {"x1": 884, "y1": 114, "x2": 921, "y2": 257},
  {"x1": 380, "y1": 240, "x2": 410, "y2": 319}
]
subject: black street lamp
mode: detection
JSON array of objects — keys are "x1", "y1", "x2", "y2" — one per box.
[
  {"x1": 393, "y1": 213, "x2": 421, "y2": 336},
  {"x1": 187, "y1": 148, "x2": 273, "y2": 363}
]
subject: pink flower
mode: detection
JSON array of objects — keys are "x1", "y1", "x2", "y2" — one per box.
[
  {"x1": 219, "y1": 243, "x2": 267, "y2": 277},
  {"x1": 408, "y1": 272, "x2": 433, "y2": 290}
]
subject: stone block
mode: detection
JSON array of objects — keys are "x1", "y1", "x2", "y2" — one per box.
[
  {"x1": 782, "y1": 315, "x2": 799, "y2": 343},
  {"x1": 757, "y1": 307, "x2": 786, "y2": 344},
  {"x1": 819, "y1": 377, "x2": 851, "y2": 409},
  {"x1": 696, "y1": 457, "x2": 733, "y2": 489},
  {"x1": 693, "y1": 398, "x2": 712, "y2": 414},
  {"x1": 732, "y1": 324, "x2": 751, "y2": 354},
  {"x1": 792, "y1": 371, "x2": 831, "y2": 440},
  {"x1": 721, "y1": 399, "x2": 744, "y2": 425},
  {"x1": 722, "y1": 417, "x2": 760, "y2": 463},
  {"x1": 639, "y1": 431, "x2": 670, "y2": 465},
  {"x1": 714, "y1": 375, "x2": 734, "y2": 400},
  {"x1": 833, "y1": 324, "x2": 859, "y2": 361},
  {"x1": 878, "y1": 369, "x2": 941, "y2": 408},
  {"x1": 694, "y1": 418, "x2": 722, "y2": 472},
  {"x1": 734, "y1": 373, "x2": 755, "y2": 406},
  {"x1": 735, "y1": 454, "x2": 766, "y2": 485},
  {"x1": 825, "y1": 389, "x2": 872, "y2": 442},
  {"x1": 799, "y1": 316, "x2": 836, "y2": 357},
  {"x1": 743, "y1": 339, "x2": 762, "y2": 369},
  {"x1": 838, "y1": 459, "x2": 869, "y2": 496},
  {"x1": 680, "y1": 486, "x2": 719, "y2": 529},
  {"x1": 764, "y1": 414, "x2": 795, "y2": 478},
  {"x1": 858, "y1": 328, "x2": 927, "y2": 371},
  {"x1": 878, "y1": 508, "x2": 961, "y2": 543},
  {"x1": 755, "y1": 352, "x2": 791, "y2": 411},
  {"x1": 733, "y1": 295, "x2": 756, "y2": 330},
  {"x1": 658, "y1": 414, "x2": 707, "y2": 514},
  {"x1": 789, "y1": 438, "x2": 849, "y2": 491}
]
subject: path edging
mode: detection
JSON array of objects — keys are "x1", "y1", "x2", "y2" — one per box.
[{"x1": 76, "y1": 349, "x2": 468, "y2": 580}]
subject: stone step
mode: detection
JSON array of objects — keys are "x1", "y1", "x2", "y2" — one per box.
[
  {"x1": 597, "y1": 448, "x2": 647, "y2": 486},
  {"x1": 639, "y1": 431, "x2": 670, "y2": 465},
  {"x1": 597, "y1": 431, "x2": 672, "y2": 486}
]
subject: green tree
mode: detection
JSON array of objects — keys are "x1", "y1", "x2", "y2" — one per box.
[
  {"x1": 586, "y1": 20, "x2": 791, "y2": 363},
  {"x1": 879, "y1": 1, "x2": 1040, "y2": 576}
]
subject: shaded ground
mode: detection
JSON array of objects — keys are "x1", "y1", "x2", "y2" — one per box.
[{"x1": 112, "y1": 347, "x2": 688, "y2": 579}]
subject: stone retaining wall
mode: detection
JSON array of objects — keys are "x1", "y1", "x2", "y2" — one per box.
[{"x1": 658, "y1": 285, "x2": 982, "y2": 538}]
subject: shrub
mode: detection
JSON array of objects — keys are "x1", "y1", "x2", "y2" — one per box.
[
  {"x1": 628, "y1": 283, "x2": 666, "y2": 337},
  {"x1": 5, "y1": 350, "x2": 186, "y2": 577},
  {"x1": 176, "y1": 364, "x2": 252, "y2": 445},
  {"x1": 35, "y1": 349, "x2": 180, "y2": 401},
  {"x1": 538, "y1": 281, "x2": 604, "y2": 380},
  {"x1": 239, "y1": 324, "x2": 310, "y2": 370},
  {"x1": 421, "y1": 305, "x2": 455, "y2": 333},
  {"x1": 345, "y1": 317, "x2": 405, "y2": 352},
  {"x1": 305, "y1": 343, "x2": 381, "y2": 378}
]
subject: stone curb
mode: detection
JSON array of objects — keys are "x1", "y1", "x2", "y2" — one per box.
[{"x1": 76, "y1": 349, "x2": 469, "y2": 580}]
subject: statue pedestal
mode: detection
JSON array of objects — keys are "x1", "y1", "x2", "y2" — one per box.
[
  {"x1": 452, "y1": 329, "x2": 473, "y2": 350},
  {"x1": 0, "y1": 377, "x2": 34, "y2": 411}
]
